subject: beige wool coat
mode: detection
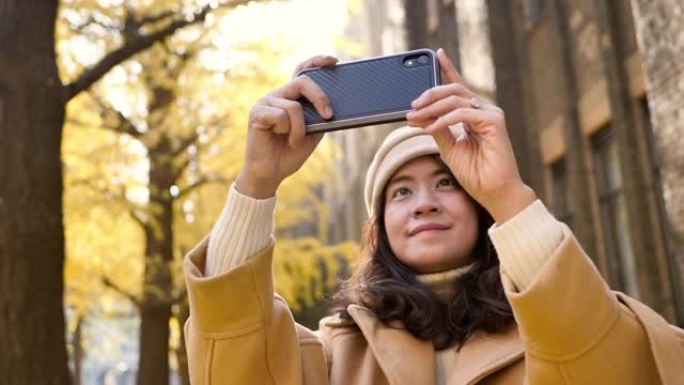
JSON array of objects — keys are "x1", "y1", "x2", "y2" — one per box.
[{"x1": 183, "y1": 225, "x2": 684, "y2": 384}]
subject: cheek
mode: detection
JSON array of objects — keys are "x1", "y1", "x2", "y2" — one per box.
[
  {"x1": 383, "y1": 205, "x2": 408, "y2": 247},
  {"x1": 460, "y1": 202, "x2": 480, "y2": 244},
  {"x1": 384, "y1": 210, "x2": 402, "y2": 239},
  {"x1": 445, "y1": 195, "x2": 480, "y2": 235}
]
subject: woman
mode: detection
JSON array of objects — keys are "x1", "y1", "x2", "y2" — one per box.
[{"x1": 183, "y1": 49, "x2": 683, "y2": 384}]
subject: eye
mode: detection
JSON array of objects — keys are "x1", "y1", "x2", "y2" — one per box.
[
  {"x1": 391, "y1": 187, "x2": 411, "y2": 198},
  {"x1": 437, "y1": 177, "x2": 454, "y2": 188}
]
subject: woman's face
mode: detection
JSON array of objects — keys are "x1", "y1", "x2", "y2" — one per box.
[{"x1": 383, "y1": 155, "x2": 480, "y2": 274}]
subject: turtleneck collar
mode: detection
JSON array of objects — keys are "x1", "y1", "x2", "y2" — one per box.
[{"x1": 416, "y1": 263, "x2": 475, "y2": 300}]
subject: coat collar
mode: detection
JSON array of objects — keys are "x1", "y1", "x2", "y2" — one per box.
[
  {"x1": 449, "y1": 326, "x2": 524, "y2": 385},
  {"x1": 347, "y1": 305, "x2": 436, "y2": 385},
  {"x1": 345, "y1": 305, "x2": 524, "y2": 385}
]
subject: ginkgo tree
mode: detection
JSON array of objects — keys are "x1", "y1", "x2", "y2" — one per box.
[
  {"x1": 1, "y1": 0, "x2": 259, "y2": 384},
  {"x1": 61, "y1": 4, "x2": 359, "y2": 385}
]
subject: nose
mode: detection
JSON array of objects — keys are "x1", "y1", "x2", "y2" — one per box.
[{"x1": 412, "y1": 189, "x2": 441, "y2": 217}]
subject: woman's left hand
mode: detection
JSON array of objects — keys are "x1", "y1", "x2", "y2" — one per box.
[{"x1": 406, "y1": 48, "x2": 537, "y2": 224}]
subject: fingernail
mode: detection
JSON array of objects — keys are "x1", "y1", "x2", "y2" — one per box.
[
  {"x1": 325, "y1": 106, "x2": 333, "y2": 118},
  {"x1": 412, "y1": 98, "x2": 423, "y2": 109}
]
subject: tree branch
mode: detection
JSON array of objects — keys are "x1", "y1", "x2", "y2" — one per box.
[
  {"x1": 171, "y1": 119, "x2": 233, "y2": 184},
  {"x1": 70, "y1": 178, "x2": 149, "y2": 230},
  {"x1": 63, "y1": 0, "x2": 253, "y2": 101},
  {"x1": 127, "y1": 206, "x2": 149, "y2": 231},
  {"x1": 172, "y1": 131, "x2": 200, "y2": 158},
  {"x1": 171, "y1": 112, "x2": 228, "y2": 157},
  {"x1": 138, "y1": 10, "x2": 176, "y2": 26},
  {"x1": 177, "y1": 175, "x2": 227, "y2": 199},
  {"x1": 172, "y1": 155, "x2": 193, "y2": 184},
  {"x1": 102, "y1": 276, "x2": 141, "y2": 307},
  {"x1": 68, "y1": 15, "x2": 120, "y2": 34},
  {"x1": 87, "y1": 91, "x2": 142, "y2": 138}
]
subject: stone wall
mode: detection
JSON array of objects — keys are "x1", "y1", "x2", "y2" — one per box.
[{"x1": 630, "y1": 0, "x2": 684, "y2": 321}]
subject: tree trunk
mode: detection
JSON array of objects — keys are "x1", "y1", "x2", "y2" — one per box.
[
  {"x1": 404, "y1": 0, "x2": 429, "y2": 49},
  {"x1": 0, "y1": 1, "x2": 71, "y2": 384},
  {"x1": 486, "y1": 0, "x2": 545, "y2": 195},
  {"x1": 434, "y1": 0, "x2": 461, "y2": 72},
  {"x1": 175, "y1": 296, "x2": 191, "y2": 385},
  {"x1": 71, "y1": 315, "x2": 85, "y2": 385},
  {"x1": 137, "y1": 136, "x2": 175, "y2": 385}
]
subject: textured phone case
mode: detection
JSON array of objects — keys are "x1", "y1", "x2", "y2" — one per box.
[{"x1": 298, "y1": 49, "x2": 440, "y2": 133}]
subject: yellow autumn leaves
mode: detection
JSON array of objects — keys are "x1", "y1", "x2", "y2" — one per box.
[{"x1": 59, "y1": 0, "x2": 361, "y2": 360}]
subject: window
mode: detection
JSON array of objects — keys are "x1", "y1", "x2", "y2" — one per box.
[
  {"x1": 591, "y1": 126, "x2": 639, "y2": 296},
  {"x1": 550, "y1": 158, "x2": 573, "y2": 227}
]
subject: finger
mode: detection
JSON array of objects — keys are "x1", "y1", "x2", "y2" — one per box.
[
  {"x1": 293, "y1": 55, "x2": 339, "y2": 76},
  {"x1": 264, "y1": 96, "x2": 306, "y2": 147},
  {"x1": 252, "y1": 105, "x2": 291, "y2": 135},
  {"x1": 407, "y1": 94, "x2": 470, "y2": 122},
  {"x1": 411, "y1": 83, "x2": 476, "y2": 109},
  {"x1": 281, "y1": 75, "x2": 333, "y2": 120},
  {"x1": 431, "y1": 126, "x2": 456, "y2": 154},
  {"x1": 437, "y1": 48, "x2": 466, "y2": 85},
  {"x1": 425, "y1": 108, "x2": 499, "y2": 136},
  {"x1": 406, "y1": 116, "x2": 437, "y2": 128}
]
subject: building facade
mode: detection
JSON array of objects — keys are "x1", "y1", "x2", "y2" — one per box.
[
  {"x1": 323, "y1": 0, "x2": 683, "y2": 325},
  {"x1": 490, "y1": 0, "x2": 682, "y2": 324}
]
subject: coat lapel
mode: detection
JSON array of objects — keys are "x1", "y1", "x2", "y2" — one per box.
[
  {"x1": 347, "y1": 305, "x2": 436, "y2": 385},
  {"x1": 449, "y1": 326, "x2": 524, "y2": 385}
]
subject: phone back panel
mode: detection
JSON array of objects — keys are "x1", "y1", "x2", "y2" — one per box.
[{"x1": 298, "y1": 49, "x2": 440, "y2": 133}]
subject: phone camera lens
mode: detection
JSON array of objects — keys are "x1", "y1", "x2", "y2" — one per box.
[
  {"x1": 405, "y1": 59, "x2": 415, "y2": 67},
  {"x1": 418, "y1": 55, "x2": 429, "y2": 65}
]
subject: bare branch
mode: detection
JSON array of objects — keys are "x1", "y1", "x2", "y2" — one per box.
[
  {"x1": 102, "y1": 276, "x2": 141, "y2": 307},
  {"x1": 68, "y1": 15, "x2": 120, "y2": 34},
  {"x1": 63, "y1": 0, "x2": 254, "y2": 101},
  {"x1": 171, "y1": 118, "x2": 231, "y2": 182},
  {"x1": 177, "y1": 175, "x2": 227, "y2": 199},
  {"x1": 173, "y1": 112, "x2": 228, "y2": 156},
  {"x1": 70, "y1": 178, "x2": 148, "y2": 230},
  {"x1": 172, "y1": 156, "x2": 193, "y2": 184},
  {"x1": 87, "y1": 91, "x2": 142, "y2": 138},
  {"x1": 128, "y1": 207, "x2": 149, "y2": 231},
  {"x1": 172, "y1": 131, "x2": 200, "y2": 158},
  {"x1": 139, "y1": 10, "x2": 175, "y2": 26}
]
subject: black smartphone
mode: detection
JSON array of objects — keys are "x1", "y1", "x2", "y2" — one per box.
[{"x1": 296, "y1": 49, "x2": 441, "y2": 134}]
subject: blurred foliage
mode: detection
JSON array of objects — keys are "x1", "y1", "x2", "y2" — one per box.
[{"x1": 58, "y1": 0, "x2": 361, "y2": 363}]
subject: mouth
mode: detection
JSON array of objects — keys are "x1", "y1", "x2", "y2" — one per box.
[{"x1": 409, "y1": 223, "x2": 451, "y2": 236}]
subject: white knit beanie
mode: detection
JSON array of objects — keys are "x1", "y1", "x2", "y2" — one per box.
[{"x1": 364, "y1": 125, "x2": 443, "y2": 217}]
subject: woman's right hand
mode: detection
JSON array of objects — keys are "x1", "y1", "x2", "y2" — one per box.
[{"x1": 235, "y1": 55, "x2": 338, "y2": 198}]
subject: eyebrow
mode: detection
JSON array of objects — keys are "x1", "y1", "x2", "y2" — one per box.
[{"x1": 386, "y1": 167, "x2": 451, "y2": 189}]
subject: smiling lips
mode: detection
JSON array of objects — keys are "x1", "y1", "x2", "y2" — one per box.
[{"x1": 409, "y1": 223, "x2": 451, "y2": 236}]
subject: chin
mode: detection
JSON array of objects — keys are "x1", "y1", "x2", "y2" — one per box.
[{"x1": 412, "y1": 252, "x2": 470, "y2": 272}]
